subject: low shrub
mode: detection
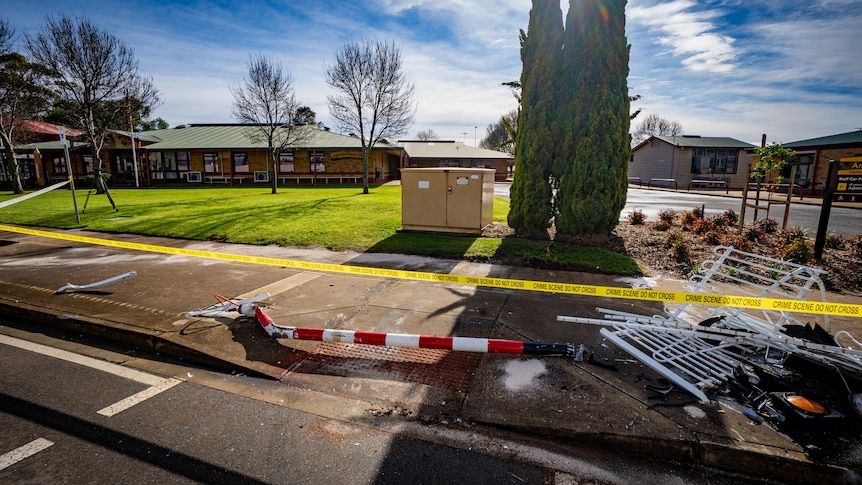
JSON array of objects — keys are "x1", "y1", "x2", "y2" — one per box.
[
  {"x1": 671, "y1": 239, "x2": 691, "y2": 265},
  {"x1": 721, "y1": 233, "x2": 752, "y2": 252},
  {"x1": 627, "y1": 209, "x2": 647, "y2": 225},
  {"x1": 721, "y1": 209, "x2": 739, "y2": 226},
  {"x1": 704, "y1": 231, "x2": 722, "y2": 245},
  {"x1": 780, "y1": 227, "x2": 807, "y2": 245},
  {"x1": 754, "y1": 218, "x2": 778, "y2": 235},
  {"x1": 654, "y1": 220, "x2": 672, "y2": 231},
  {"x1": 847, "y1": 235, "x2": 862, "y2": 257},
  {"x1": 743, "y1": 226, "x2": 765, "y2": 243},
  {"x1": 678, "y1": 211, "x2": 697, "y2": 230},
  {"x1": 658, "y1": 209, "x2": 676, "y2": 225},
  {"x1": 691, "y1": 218, "x2": 715, "y2": 235},
  {"x1": 781, "y1": 237, "x2": 814, "y2": 264},
  {"x1": 664, "y1": 228, "x2": 685, "y2": 249},
  {"x1": 825, "y1": 233, "x2": 845, "y2": 250}
]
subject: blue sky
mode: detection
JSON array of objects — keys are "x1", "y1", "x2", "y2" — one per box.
[{"x1": 5, "y1": 0, "x2": 861, "y2": 145}]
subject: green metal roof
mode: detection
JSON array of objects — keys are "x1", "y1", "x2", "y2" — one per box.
[
  {"x1": 654, "y1": 135, "x2": 756, "y2": 149},
  {"x1": 784, "y1": 130, "x2": 862, "y2": 148},
  {"x1": 16, "y1": 140, "x2": 78, "y2": 151},
  {"x1": 139, "y1": 124, "x2": 399, "y2": 151},
  {"x1": 400, "y1": 140, "x2": 513, "y2": 159}
]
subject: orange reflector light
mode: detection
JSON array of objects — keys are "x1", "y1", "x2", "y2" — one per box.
[{"x1": 786, "y1": 395, "x2": 827, "y2": 415}]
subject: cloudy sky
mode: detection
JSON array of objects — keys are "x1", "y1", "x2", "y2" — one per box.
[{"x1": 5, "y1": 0, "x2": 861, "y2": 146}]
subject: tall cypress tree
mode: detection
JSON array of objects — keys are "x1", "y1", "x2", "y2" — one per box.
[
  {"x1": 555, "y1": 0, "x2": 630, "y2": 237},
  {"x1": 508, "y1": 0, "x2": 563, "y2": 239}
]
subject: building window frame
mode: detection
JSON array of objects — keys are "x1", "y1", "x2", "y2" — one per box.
[
  {"x1": 203, "y1": 152, "x2": 219, "y2": 173},
  {"x1": 310, "y1": 152, "x2": 325, "y2": 173},
  {"x1": 279, "y1": 151, "x2": 295, "y2": 173},
  {"x1": 233, "y1": 152, "x2": 249, "y2": 173}
]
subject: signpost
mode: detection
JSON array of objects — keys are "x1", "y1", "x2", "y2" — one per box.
[
  {"x1": 814, "y1": 157, "x2": 862, "y2": 260},
  {"x1": 835, "y1": 157, "x2": 862, "y2": 201},
  {"x1": 59, "y1": 126, "x2": 81, "y2": 223}
]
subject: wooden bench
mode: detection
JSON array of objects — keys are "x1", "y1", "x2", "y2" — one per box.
[
  {"x1": 205, "y1": 175, "x2": 244, "y2": 184},
  {"x1": 687, "y1": 179, "x2": 728, "y2": 193},
  {"x1": 279, "y1": 174, "x2": 363, "y2": 185}
]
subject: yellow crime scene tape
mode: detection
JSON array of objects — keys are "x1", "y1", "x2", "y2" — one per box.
[{"x1": 1, "y1": 223, "x2": 860, "y2": 318}]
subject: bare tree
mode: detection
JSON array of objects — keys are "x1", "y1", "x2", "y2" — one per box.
[
  {"x1": 0, "y1": 53, "x2": 55, "y2": 194},
  {"x1": 325, "y1": 37, "x2": 416, "y2": 194},
  {"x1": 415, "y1": 129, "x2": 439, "y2": 141},
  {"x1": 632, "y1": 113, "x2": 683, "y2": 146},
  {"x1": 0, "y1": 17, "x2": 12, "y2": 53},
  {"x1": 480, "y1": 108, "x2": 518, "y2": 155},
  {"x1": 0, "y1": 18, "x2": 54, "y2": 194},
  {"x1": 26, "y1": 14, "x2": 159, "y2": 186},
  {"x1": 230, "y1": 53, "x2": 308, "y2": 194}
]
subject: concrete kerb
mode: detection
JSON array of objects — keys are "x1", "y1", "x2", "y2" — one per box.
[{"x1": 0, "y1": 298, "x2": 271, "y2": 379}]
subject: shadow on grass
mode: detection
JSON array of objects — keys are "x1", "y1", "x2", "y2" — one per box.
[{"x1": 366, "y1": 230, "x2": 642, "y2": 276}]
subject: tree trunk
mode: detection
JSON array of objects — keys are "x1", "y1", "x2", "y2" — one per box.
[
  {"x1": 4, "y1": 145, "x2": 24, "y2": 194},
  {"x1": 269, "y1": 150, "x2": 278, "y2": 194},
  {"x1": 362, "y1": 147, "x2": 370, "y2": 194}
]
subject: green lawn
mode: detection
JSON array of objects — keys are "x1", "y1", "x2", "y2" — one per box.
[{"x1": 0, "y1": 184, "x2": 641, "y2": 275}]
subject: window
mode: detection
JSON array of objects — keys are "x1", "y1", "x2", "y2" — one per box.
[
  {"x1": 163, "y1": 152, "x2": 178, "y2": 179},
  {"x1": 310, "y1": 152, "x2": 325, "y2": 173},
  {"x1": 783, "y1": 153, "x2": 814, "y2": 186},
  {"x1": 149, "y1": 152, "x2": 164, "y2": 179},
  {"x1": 177, "y1": 152, "x2": 190, "y2": 171},
  {"x1": 203, "y1": 153, "x2": 219, "y2": 173},
  {"x1": 279, "y1": 151, "x2": 295, "y2": 173},
  {"x1": 233, "y1": 152, "x2": 249, "y2": 173},
  {"x1": 690, "y1": 148, "x2": 738, "y2": 175},
  {"x1": 52, "y1": 156, "x2": 67, "y2": 175}
]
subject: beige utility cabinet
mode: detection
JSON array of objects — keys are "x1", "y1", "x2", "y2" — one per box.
[{"x1": 401, "y1": 168, "x2": 495, "y2": 234}]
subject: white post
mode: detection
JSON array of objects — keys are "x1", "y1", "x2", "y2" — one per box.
[{"x1": 59, "y1": 126, "x2": 80, "y2": 223}]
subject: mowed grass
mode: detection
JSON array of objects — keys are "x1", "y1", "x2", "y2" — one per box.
[{"x1": 0, "y1": 184, "x2": 641, "y2": 275}]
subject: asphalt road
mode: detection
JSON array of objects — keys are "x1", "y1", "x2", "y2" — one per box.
[
  {"x1": 494, "y1": 183, "x2": 861, "y2": 236},
  {"x1": 0, "y1": 328, "x2": 545, "y2": 484},
  {"x1": 0, "y1": 322, "x2": 775, "y2": 484}
]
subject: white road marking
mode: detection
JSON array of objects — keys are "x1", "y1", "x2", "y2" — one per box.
[
  {"x1": 0, "y1": 438, "x2": 54, "y2": 471},
  {"x1": 235, "y1": 272, "x2": 322, "y2": 299},
  {"x1": 0, "y1": 334, "x2": 182, "y2": 416},
  {"x1": 97, "y1": 378, "x2": 180, "y2": 417}
]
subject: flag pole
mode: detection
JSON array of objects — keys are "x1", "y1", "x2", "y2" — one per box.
[{"x1": 126, "y1": 96, "x2": 140, "y2": 187}]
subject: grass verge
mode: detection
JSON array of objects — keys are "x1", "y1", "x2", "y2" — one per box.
[{"x1": 0, "y1": 184, "x2": 641, "y2": 275}]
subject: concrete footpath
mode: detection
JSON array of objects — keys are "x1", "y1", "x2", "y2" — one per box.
[{"x1": 0, "y1": 225, "x2": 859, "y2": 483}]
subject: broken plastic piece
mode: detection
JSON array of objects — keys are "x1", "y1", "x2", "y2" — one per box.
[
  {"x1": 184, "y1": 293, "x2": 270, "y2": 317},
  {"x1": 56, "y1": 271, "x2": 136, "y2": 293}
]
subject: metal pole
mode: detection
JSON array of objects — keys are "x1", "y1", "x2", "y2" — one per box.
[
  {"x1": 255, "y1": 308, "x2": 575, "y2": 358},
  {"x1": 814, "y1": 160, "x2": 838, "y2": 261},
  {"x1": 59, "y1": 126, "x2": 80, "y2": 223},
  {"x1": 130, "y1": 128, "x2": 139, "y2": 188}
]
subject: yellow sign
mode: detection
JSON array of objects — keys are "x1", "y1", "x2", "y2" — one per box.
[
  {"x1": 330, "y1": 151, "x2": 362, "y2": 161},
  {"x1": 1, "y1": 224, "x2": 860, "y2": 318}
]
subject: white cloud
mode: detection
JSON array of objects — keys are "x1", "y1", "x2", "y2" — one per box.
[{"x1": 628, "y1": 0, "x2": 738, "y2": 73}]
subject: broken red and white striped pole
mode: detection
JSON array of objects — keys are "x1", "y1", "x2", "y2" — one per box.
[{"x1": 255, "y1": 307, "x2": 575, "y2": 358}]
